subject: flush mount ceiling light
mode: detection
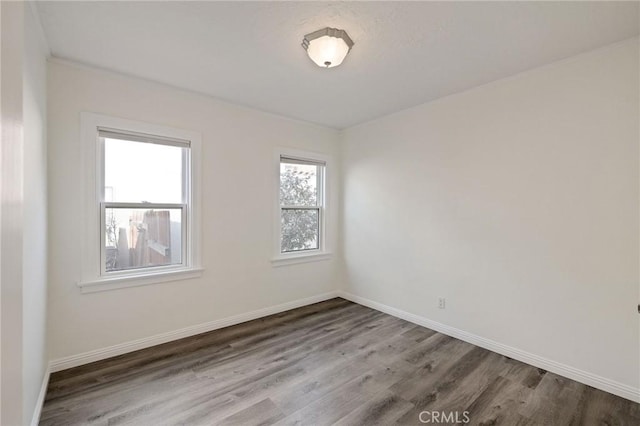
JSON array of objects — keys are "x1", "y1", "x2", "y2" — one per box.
[{"x1": 302, "y1": 27, "x2": 354, "y2": 68}]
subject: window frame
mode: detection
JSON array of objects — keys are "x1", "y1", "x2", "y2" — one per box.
[
  {"x1": 79, "y1": 113, "x2": 202, "y2": 293},
  {"x1": 99, "y1": 130, "x2": 190, "y2": 276},
  {"x1": 272, "y1": 148, "x2": 332, "y2": 266}
]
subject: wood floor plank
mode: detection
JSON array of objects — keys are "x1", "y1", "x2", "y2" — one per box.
[
  {"x1": 46, "y1": 299, "x2": 356, "y2": 400},
  {"x1": 273, "y1": 362, "x2": 413, "y2": 426},
  {"x1": 568, "y1": 384, "x2": 640, "y2": 426},
  {"x1": 389, "y1": 337, "x2": 477, "y2": 402},
  {"x1": 463, "y1": 375, "x2": 534, "y2": 425},
  {"x1": 217, "y1": 398, "x2": 285, "y2": 426},
  {"x1": 518, "y1": 372, "x2": 584, "y2": 424},
  {"x1": 394, "y1": 346, "x2": 496, "y2": 424},
  {"x1": 44, "y1": 303, "x2": 380, "y2": 421},
  {"x1": 40, "y1": 298, "x2": 639, "y2": 426},
  {"x1": 401, "y1": 325, "x2": 437, "y2": 343},
  {"x1": 332, "y1": 389, "x2": 415, "y2": 426},
  {"x1": 106, "y1": 305, "x2": 392, "y2": 425}
]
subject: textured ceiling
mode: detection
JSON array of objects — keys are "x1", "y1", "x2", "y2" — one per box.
[{"x1": 36, "y1": 1, "x2": 639, "y2": 129}]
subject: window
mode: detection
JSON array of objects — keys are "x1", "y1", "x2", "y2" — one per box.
[
  {"x1": 101, "y1": 130, "x2": 188, "y2": 274},
  {"x1": 80, "y1": 113, "x2": 201, "y2": 292},
  {"x1": 274, "y1": 151, "x2": 331, "y2": 265}
]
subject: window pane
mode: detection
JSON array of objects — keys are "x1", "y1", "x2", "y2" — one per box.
[
  {"x1": 105, "y1": 208, "x2": 182, "y2": 272},
  {"x1": 281, "y1": 209, "x2": 319, "y2": 252},
  {"x1": 104, "y1": 138, "x2": 183, "y2": 203},
  {"x1": 280, "y1": 162, "x2": 319, "y2": 206}
]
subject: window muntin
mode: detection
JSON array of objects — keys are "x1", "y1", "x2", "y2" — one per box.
[
  {"x1": 100, "y1": 130, "x2": 190, "y2": 275},
  {"x1": 279, "y1": 157, "x2": 325, "y2": 253}
]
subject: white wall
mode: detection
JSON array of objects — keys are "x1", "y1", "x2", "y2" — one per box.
[
  {"x1": 341, "y1": 38, "x2": 639, "y2": 395},
  {"x1": 1, "y1": 2, "x2": 49, "y2": 424},
  {"x1": 22, "y1": 3, "x2": 49, "y2": 424},
  {"x1": 1, "y1": 3, "x2": 25, "y2": 424},
  {"x1": 47, "y1": 60, "x2": 341, "y2": 361}
]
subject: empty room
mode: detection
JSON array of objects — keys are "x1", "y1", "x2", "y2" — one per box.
[{"x1": 1, "y1": 1, "x2": 639, "y2": 425}]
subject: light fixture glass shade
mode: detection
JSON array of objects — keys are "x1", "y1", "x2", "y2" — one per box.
[{"x1": 302, "y1": 28, "x2": 354, "y2": 68}]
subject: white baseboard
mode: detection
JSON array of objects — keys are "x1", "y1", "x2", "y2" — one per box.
[
  {"x1": 30, "y1": 365, "x2": 51, "y2": 426},
  {"x1": 49, "y1": 291, "x2": 340, "y2": 373},
  {"x1": 338, "y1": 291, "x2": 640, "y2": 404}
]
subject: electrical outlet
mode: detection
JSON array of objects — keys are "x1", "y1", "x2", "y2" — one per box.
[{"x1": 438, "y1": 297, "x2": 446, "y2": 309}]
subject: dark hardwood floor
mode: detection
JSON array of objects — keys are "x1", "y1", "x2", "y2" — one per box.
[{"x1": 40, "y1": 298, "x2": 639, "y2": 425}]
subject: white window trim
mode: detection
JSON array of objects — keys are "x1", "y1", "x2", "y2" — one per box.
[
  {"x1": 79, "y1": 112, "x2": 202, "y2": 293},
  {"x1": 271, "y1": 148, "x2": 332, "y2": 267}
]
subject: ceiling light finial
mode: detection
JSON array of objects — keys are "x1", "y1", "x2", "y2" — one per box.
[{"x1": 302, "y1": 27, "x2": 354, "y2": 68}]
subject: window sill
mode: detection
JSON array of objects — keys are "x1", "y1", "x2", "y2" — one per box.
[
  {"x1": 271, "y1": 252, "x2": 332, "y2": 267},
  {"x1": 78, "y1": 267, "x2": 204, "y2": 294}
]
